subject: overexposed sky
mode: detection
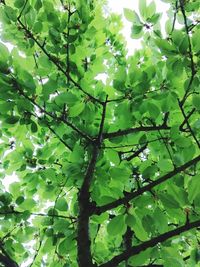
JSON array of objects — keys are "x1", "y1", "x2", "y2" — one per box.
[{"x1": 107, "y1": 0, "x2": 170, "y2": 54}]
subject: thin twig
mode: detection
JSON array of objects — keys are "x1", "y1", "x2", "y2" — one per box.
[
  {"x1": 11, "y1": 78, "x2": 93, "y2": 142},
  {"x1": 179, "y1": 0, "x2": 196, "y2": 106},
  {"x1": 102, "y1": 137, "x2": 168, "y2": 149},
  {"x1": 178, "y1": 99, "x2": 200, "y2": 148},
  {"x1": 17, "y1": 18, "x2": 103, "y2": 105},
  {"x1": 17, "y1": 0, "x2": 28, "y2": 20},
  {"x1": 122, "y1": 144, "x2": 147, "y2": 161},
  {"x1": 179, "y1": 108, "x2": 195, "y2": 130},
  {"x1": 29, "y1": 231, "x2": 43, "y2": 267},
  {"x1": 170, "y1": 1, "x2": 178, "y2": 34}
]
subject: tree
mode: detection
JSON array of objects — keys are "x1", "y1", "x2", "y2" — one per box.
[{"x1": 0, "y1": 0, "x2": 199, "y2": 266}]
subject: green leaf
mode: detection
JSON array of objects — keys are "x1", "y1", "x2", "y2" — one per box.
[
  {"x1": 58, "y1": 236, "x2": 75, "y2": 255},
  {"x1": 147, "y1": 102, "x2": 160, "y2": 118},
  {"x1": 55, "y1": 92, "x2": 78, "y2": 106},
  {"x1": 162, "y1": 247, "x2": 185, "y2": 267},
  {"x1": 110, "y1": 167, "x2": 131, "y2": 183},
  {"x1": 58, "y1": 238, "x2": 68, "y2": 255},
  {"x1": 18, "y1": 198, "x2": 36, "y2": 210},
  {"x1": 68, "y1": 102, "x2": 85, "y2": 117},
  {"x1": 0, "y1": 102, "x2": 15, "y2": 114},
  {"x1": 107, "y1": 215, "x2": 126, "y2": 236},
  {"x1": 158, "y1": 159, "x2": 174, "y2": 172},
  {"x1": 124, "y1": 9, "x2": 141, "y2": 24},
  {"x1": 31, "y1": 121, "x2": 38, "y2": 133},
  {"x1": 16, "y1": 196, "x2": 25, "y2": 205},
  {"x1": 172, "y1": 59, "x2": 183, "y2": 76},
  {"x1": 172, "y1": 30, "x2": 183, "y2": 47},
  {"x1": 155, "y1": 39, "x2": 176, "y2": 55},
  {"x1": 148, "y1": 13, "x2": 161, "y2": 24},
  {"x1": 34, "y1": 0, "x2": 42, "y2": 10},
  {"x1": 131, "y1": 25, "x2": 143, "y2": 36},
  {"x1": 106, "y1": 150, "x2": 120, "y2": 165},
  {"x1": 5, "y1": 116, "x2": 19, "y2": 124},
  {"x1": 125, "y1": 214, "x2": 148, "y2": 241},
  {"x1": 192, "y1": 95, "x2": 200, "y2": 110},
  {"x1": 139, "y1": 0, "x2": 147, "y2": 19},
  {"x1": 42, "y1": 79, "x2": 57, "y2": 99},
  {"x1": 13, "y1": 242, "x2": 24, "y2": 253},
  {"x1": 55, "y1": 197, "x2": 68, "y2": 211},
  {"x1": 33, "y1": 21, "x2": 43, "y2": 33},
  {"x1": 159, "y1": 193, "x2": 180, "y2": 209},
  {"x1": 54, "y1": 219, "x2": 70, "y2": 232},
  {"x1": 153, "y1": 207, "x2": 168, "y2": 233},
  {"x1": 146, "y1": 1, "x2": 156, "y2": 18},
  {"x1": 4, "y1": 6, "x2": 17, "y2": 22},
  {"x1": 0, "y1": 192, "x2": 12, "y2": 205},
  {"x1": 188, "y1": 175, "x2": 199, "y2": 203},
  {"x1": 70, "y1": 143, "x2": 84, "y2": 163},
  {"x1": 14, "y1": 0, "x2": 25, "y2": 8},
  {"x1": 38, "y1": 55, "x2": 52, "y2": 69},
  {"x1": 125, "y1": 214, "x2": 136, "y2": 227},
  {"x1": 0, "y1": 42, "x2": 9, "y2": 63},
  {"x1": 179, "y1": 37, "x2": 189, "y2": 54},
  {"x1": 175, "y1": 137, "x2": 191, "y2": 148}
]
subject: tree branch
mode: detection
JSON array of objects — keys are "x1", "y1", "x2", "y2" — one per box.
[
  {"x1": 179, "y1": 0, "x2": 196, "y2": 106},
  {"x1": 102, "y1": 137, "x2": 168, "y2": 149},
  {"x1": 66, "y1": 4, "x2": 71, "y2": 82},
  {"x1": 93, "y1": 154, "x2": 200, "y2": 215},
  {"x1": 77, "y1": 98, "x2": 108, "y2": 267},
  {"x1": 123, "y1": 144, "x2": 147, "y2": 161},
  {"x1": 179, "y1": 108, "x2": 195, "y2": 131},
  {"x1": 29, "y1": 111, "x2": 72, "y2": 151},
  {"x1": 0, "y1": 246, "x2": 19, "y2": 267},
  {"x1": 29, "y1": 232, "x2": 43, "y2": 267},
  {"x1": 103, "y1": 125, "x2": 170, "y2": 139},
  {"x1": 0, "y1": 211, "x2": 76, "y2": 221},
  {"x1": 99, "y1": 219, "x2": 200, "y2": 267},
  {"x1": 170, "y1": 1, "x2": 178, "y2": 34},
  {"x1": 17, "y1": 0, "x2": 28, "y2": 20},
  {"x1": 48, "y1": 124, "x2": 72, "y2": 151},
  {"x1": 178, "y1": 100, "x2": 200, "y2": 149},
  {"x1": 157, "y1": 130, "x2": 175, "y2": 167},
  {"x1": 179, "y1": 0, "x2": 195, "y2": 76}
]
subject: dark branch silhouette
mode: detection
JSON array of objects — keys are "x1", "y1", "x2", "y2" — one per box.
[
  {"x1": 103, "y1": 125, "x2": 170, "y2": 139},
  {"x1": 178, "y1": 100, "x2": 200, "y2": 148},
  {"x1": 0, "y1": 245, "x2": 19, "y2": 267},
  {"x1": 77, "y1": 98, "x2": 108, "y2": 267},
  {"x1": 179, "y1": 0, "x2": 196, "y2": 106},
  {"x1": 99, "y1": 219, "x2": 200, "y2": 267},
  {"x1": 93, "y1": 154, "x2": 200, "y2": 215},
  {"x1": 123, "y1": 144, "x2": 147, "y2": 161}
]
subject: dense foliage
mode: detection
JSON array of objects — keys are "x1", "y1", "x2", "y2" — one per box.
[{"x1": 0, "y1": 0, "x2": 200, "y2": 266}]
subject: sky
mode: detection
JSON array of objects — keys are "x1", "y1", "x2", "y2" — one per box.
[{"x1": 107, "y1": 0, "x2": 170, "y2": 54}]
